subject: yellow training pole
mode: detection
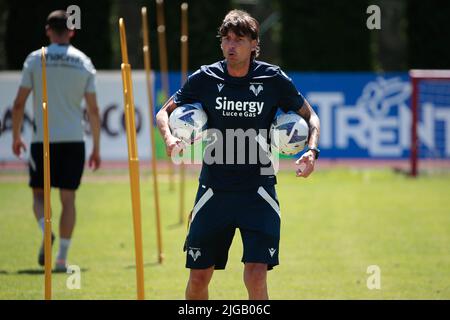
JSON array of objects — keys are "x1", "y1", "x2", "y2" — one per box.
[
  {"x1": 41, "y1": 47, "x2": 52, "y2": 300},
  {"x1": 141, "y1": 7, "x2": 164, "y2": 264},
  {"x1": 179, "y1": 3, "x2": 189, "y2": 225},
  {"x1": 119, "y1": 18, "x2": 145, "y2": 300},
  {"x1": 156, "y1": 0, "x2": 175, "y2": 191}
]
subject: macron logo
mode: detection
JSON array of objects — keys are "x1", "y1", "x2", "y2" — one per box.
[
  {"x1": 217, "y1": 83, "x2": 224, "y2": 92},
  {"x1": 268, "y1": 248, "x2": 276, "y2": 257}
]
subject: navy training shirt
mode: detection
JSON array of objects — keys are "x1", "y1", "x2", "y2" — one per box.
[{"x1": 173, "y1": 60, "x2": 305, "y2": 191}]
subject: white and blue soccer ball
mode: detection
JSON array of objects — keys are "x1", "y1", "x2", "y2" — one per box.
[
  {"x1": 169, "y1": 102, "x2": 208, "y2": 145},
  {"x1": 270, "y1": 112, "x2": 309, "y2": 155}
]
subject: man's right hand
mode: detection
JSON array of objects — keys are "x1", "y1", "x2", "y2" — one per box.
[
  {"x1": 12, "y1": 137, "x2": 27, "y2": 158},
  {"x1": 11, "y1": 87, "x2": 31, "y2": 159},
  {"x1": 165, "y1": 135, "x2": 185, "y2": 157}
]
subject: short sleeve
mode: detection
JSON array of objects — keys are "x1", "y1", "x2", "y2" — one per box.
[
  {"x1": 277, "y1": 70, "x2": 305, "y2": 113},
  {"x1": 19, "y1": 54, "x2": 34, "y2": 89},
  {"x1": 173, "y1": 69, "x2": 202, "y2": 106},
  {"x1": 84, "y1": 59, "x2": 96, "y2": 93}
]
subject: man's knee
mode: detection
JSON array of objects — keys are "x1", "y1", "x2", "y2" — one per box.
[
  {"x1": 188, "y1": 268, "x2": 214, "y2": 290},
  {"x1": 32, "y1": 188, "x2": 44, "y2": 204},
  {"x1": 244, "y1": 263, "x2": 267, "y2": 289},
  {"x1": 60, "y1": 189, "x2": 76, "y2": 208},
  {"x1": 33, "y1": 188, "x2": 44, "y2": 197}
]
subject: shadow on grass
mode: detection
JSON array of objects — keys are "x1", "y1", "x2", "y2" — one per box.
[
  {"x1": 16, "y1": 268, "x2": 89, "y2": 275},
  {"x1": 125, "y1": 262, "x2": 160, "y2": 269},
  {"x1": 167, "y1": 222, "x2": 186, "y2": 230},
  {"x1": 0, "y1": 270, "x2": 9, "y2": 275}
]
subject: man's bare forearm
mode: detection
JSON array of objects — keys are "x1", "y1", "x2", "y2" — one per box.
[
  {"x1": 11, "y1": 87, "x2": 31, "y2": 141},
  {"x1": 297, "y1": 100, "x2": 320, "y2": 149},
  {"x1": 88, "y1": 110, "x2": 101, "y2": 151},
  {"x1": 156, "y1": 97, "x2": 177, "y2": 142},
  {"x1": 12, "y1": 100, "x2": 25, "y2": 141},
  {"x1": 307, "y1": 114, "x2": 320, "y2": 149},
  {"x1": 156, "y1": 110, "x2": 172, "y2": 142},
  {"x1": 84, "y1": 93, "x2": 101, "y2": 152}
]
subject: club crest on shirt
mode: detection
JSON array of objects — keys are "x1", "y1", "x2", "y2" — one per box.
[{"x1": 249, "y1": 83, "x2": 263, "y2": 96}]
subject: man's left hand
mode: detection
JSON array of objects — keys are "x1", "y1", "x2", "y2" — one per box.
[
  {"x1": 89, "y1": 150, "x2": 101, "y2": 171},
  {"x1": 295, "y1": 150, "x2": 316, "y2": 178}
]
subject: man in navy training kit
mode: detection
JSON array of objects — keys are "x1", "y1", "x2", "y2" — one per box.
[
  {"x1": 156, "y1": 10, "x2": 320, "y2": 300},
  {"x1": 12, "y1": 10, "x2": 101, "y2": 272}
]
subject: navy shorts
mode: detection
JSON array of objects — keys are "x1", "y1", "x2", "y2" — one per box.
[
  {"x1": 29, "y1": 142, "x2": 85, "y2": 190},
  {"x1": 184, "y1": 184, "x2": 281, "y2": 270}
]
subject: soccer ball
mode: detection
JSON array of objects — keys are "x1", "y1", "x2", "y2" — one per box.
[
  {"x1": 169, "y1": 102, "x2": 208, "y2": 145},
  {"x1": 270, "y1": 112, "x2": 309, "y2": 155}
]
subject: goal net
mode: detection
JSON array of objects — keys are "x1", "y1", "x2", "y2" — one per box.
[{"x1": 410, "y1": 70, "x2": 450, "y2": 176}]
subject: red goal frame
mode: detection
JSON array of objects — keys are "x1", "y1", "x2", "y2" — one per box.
[{"x1": 409, "y1": 70, "x2": 450, "y2": 177}]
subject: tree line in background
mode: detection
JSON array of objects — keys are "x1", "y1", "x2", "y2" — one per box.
[{"x1": 1, "y1": 0, "x2": 450, "y2": 71}]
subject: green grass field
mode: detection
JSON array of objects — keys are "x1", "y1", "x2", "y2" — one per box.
[{"x1": 1, "y1": 168, "x2": 449, "y2": 299}]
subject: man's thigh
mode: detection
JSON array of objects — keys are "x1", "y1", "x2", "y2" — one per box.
[
  {"x1": 185, "y1": 186, "x2": 236, "y2": 270},
  {"x1": 238, "y1": 185, "x2": 281, "y2": 270}
]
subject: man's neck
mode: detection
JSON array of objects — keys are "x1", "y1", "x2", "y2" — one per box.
[
  {"x1": 50, "y1": 39, "x2": 70, "y2": 45},
  {"x1": 226, "y1": 60, "x2": 251, "y2": 77}
]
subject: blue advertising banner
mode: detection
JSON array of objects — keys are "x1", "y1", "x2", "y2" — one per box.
[
  {"x1": 153, "y1": 71, "x2": 450, "y2": 159},
  {"x1": 2, "y1": 71, "x2": 448, "y2": 161}
]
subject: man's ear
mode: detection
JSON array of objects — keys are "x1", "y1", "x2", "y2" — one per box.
[{"x1": 251, "y1": 39, "x2": 257, "y2": 51}]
